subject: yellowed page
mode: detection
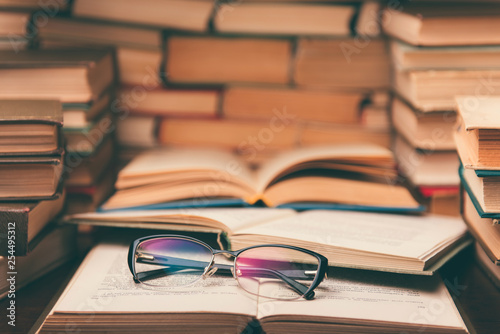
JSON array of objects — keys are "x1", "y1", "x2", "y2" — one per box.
[
  {"x1": 258, "y1": 269, "x2": 467, "y2": 332},
  {"x1": 115, "y1": 147, "x2": 256, "y2": 190},
  {"x1": 51, "y1": 242, "x2": 258, "y2": 315},
  {"x1": 233, "y1": 210, "x2": 467, "y2": 260},
  {"x1": 68, "y1": 208, "x2": 296, "y2": 235},
  {"x1": 254, "y1": 144, "x2": 393, "y2": 193},
  {"x1": 456, "y1": 96, "x2": 500, "y2": 130}
]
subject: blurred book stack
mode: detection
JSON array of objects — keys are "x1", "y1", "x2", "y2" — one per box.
[
  {"x1": 0, "y1": 45, "x2": 117, "y2": 297},
  {"x1": 0, "y1": 98, "x2": 75, "y2": 299},
  {"x1": 382, "y1": 3, "x2": 500, "y2": 216},
  {"x1": 455, "y1": 97, "x2": 500, "y2": 288},
  {"x1": 36, "y1": 0, "x2": 393, "y2": 169}
]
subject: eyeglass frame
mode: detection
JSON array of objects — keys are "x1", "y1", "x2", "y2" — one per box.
[{"x1": 128, "y1": 234, "x2": 329, "y2": 300}]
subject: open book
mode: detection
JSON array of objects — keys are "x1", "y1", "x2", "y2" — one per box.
[
  {"x1": 37, "y1": 242, "x2": 469, "y2": 334},
  {"x1": 69, "y1": 208, "x2": 470, "y2": 275},
  {"x1": 101, "y1": 145, "x2": 422, "y2": 213}
]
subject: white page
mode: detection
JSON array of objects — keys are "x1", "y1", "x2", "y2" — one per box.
[
  {"x1": 258, "y1": 269, "x2": 466, "y2": 331},
  {"x1": 53, "y1": 242, "x2": 257, "y2": 316},
  {"x1": 255, "y1": 144, "x2": 393, "y2": 192},
  {"x1": 116, "y1": 147, "x2": 256, "y2": 189},
  {"x1": 233, "y1": 210, "x2": 468, "y2": 259},
  {"x1": 69, "y1": 208, "x2": 296, "y2": 234}
]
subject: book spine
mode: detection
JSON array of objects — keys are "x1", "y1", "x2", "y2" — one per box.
[{"x1": 0, "y1": 210, "x2": 29, "y2": 256}]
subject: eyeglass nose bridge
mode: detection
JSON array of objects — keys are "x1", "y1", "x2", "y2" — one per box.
[{"x1": 202, "y1": 250, "x2": 238, "y2": 280}]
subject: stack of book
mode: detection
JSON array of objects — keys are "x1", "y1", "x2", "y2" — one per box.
[
  {"x1": 0, "y1": 99, "x2": 75, "y2": 299},
  {"x1": 455, "y1": 96, "x2": 500, "y2": 288},
  {"x1": 36, "y1": 0, "x2": 393, "y2": 167},
  {"x1": 0, "y1": 47, "x2": 117, "y2": 216},
  {"x1": 383, "y1": 3, "x2": 500, "y2": 216}
]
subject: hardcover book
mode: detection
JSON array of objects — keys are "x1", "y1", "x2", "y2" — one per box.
[
  {"x1": 100, "y1": 145, "x2": 421, "y2": 213},
  {"x1": 0, "y1": 99, "x2": 63, "y2": 155},
  {"x1": 0, "y1": 49, "x2": 114, "y2": 103},
  {"x1": 0, "y1": 193, "x2": 65, "y2": 256},
  {"x1": 0, "y1": 155, "x2": 63, "y2": 200},
  {"x1": 213, "y1": 2, "x2": 354, "y2": 36},
  {"x1": 455, "y1": 96, "x2": 500, "y2": 169},
  {"x1": 383, "y1": 4, "x2": 500, "y2": 46},
  {"x1": 73, "y1": 0, "x2": 214, "y2": 32}
]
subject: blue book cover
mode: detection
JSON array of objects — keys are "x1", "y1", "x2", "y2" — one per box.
[
  {"x1": 98, "y1": 198, "x2": 425, "y2": 215},
  {"x1": 277, "y1": 202, "x2": 426, "y2": 214},
  {"x1": 459, "y1": 165, "x2": 500, "y2": 219}
]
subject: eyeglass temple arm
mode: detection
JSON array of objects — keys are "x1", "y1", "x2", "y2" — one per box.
[{"x1": 135, "y1": 253, "x2": 313, "y2": 298}]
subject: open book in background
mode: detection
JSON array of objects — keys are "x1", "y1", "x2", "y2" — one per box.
[
  {"x1": 68, "y1": 208, "x2": 470, "y2": 275},
  {"x1": 37, "y1": 241, "x2": 469, "y2": 334},
  {"x1": 101, "y1": 145, "x2": 423, "y2": 213}
]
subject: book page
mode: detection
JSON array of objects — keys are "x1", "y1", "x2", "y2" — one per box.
[
  {"x1": 52, "y1": 242, "x2": 257, "y2": 316},
  {"x1": 254, "y1": 144, "x2": 393, "y2": 192},
  {"x1": 116, "y1": 147, "x2": 256, "y2": 190},
  {"x1": 69, "y1": 207, "x2": 296, "y2": 235},
  {"x1": 233, "y1": 210, "x2": 467, "y2": 259},
  {"x1": 258, "y1": 268, "x2": 467, "y2": 331}
]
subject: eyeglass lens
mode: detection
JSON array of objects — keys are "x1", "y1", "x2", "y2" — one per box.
[
  {"x1": 134, "y1": 237, "x2": 213, "y2": 287},
  {"x1": 235, "y1": 247, "x2": 319, "y2": 300}
]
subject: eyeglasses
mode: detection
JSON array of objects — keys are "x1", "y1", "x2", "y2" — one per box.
[{"x1": 128, "y1": 235, "x2": 328, "y2": 300}]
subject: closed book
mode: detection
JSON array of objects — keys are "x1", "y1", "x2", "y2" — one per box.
[
  {"x1": 0, "y1": 99, "x2": 63, "y2": 155},
  {"x1": 158, "y1": 118, "x2": 298, "y2": 153},
  {"x1": 390, "y1": 40, "x2": 500, "y2": 71},
  {"x1": 118, "y1": 86, "x2": 219, "y2": 118},
  {"x1": 117, "y1": 47, "x2": 162, "y2": 87},
  {"x1": 299, "y1": 122, "x2": 391, "y2": 149},
  {"x1": 73, "y1": 0, "x2": 213, "y2": 32},
  {"x1": 293, "y1": 38, "x2": 390, "y2": 89},
  {"x1": 391, "y1": 96, "x2": 456, "y2": 150},
  {"x1": 0, "y1": 48, "x2": 114, "y2": 103},
  {"x1": 462, "y1": 189, "x2": 500, "y2": 265},
  {"x1": 37, "y1": 17, "x2": 162, "y2": 51},
  {"x1": 460, "y1": 164, "x2": 500, "y2": 216},
  {"x1": 164, "y1": 35, "x2": 292, "y2": 86},
  {"x1": 0, "y1": 155, "x2": 63, "y2": 200},
  {"x1": 214, "y1": 2, "x2": 354, "y2": 36},
  {"x1": 455, "y1": 96, "x2": 500, "y2": 169},
  {"x1": 222, "y1": 86, "x2": 363, "y2": 124},
  {"x1": 0, "y1": 193, "x2": 65, "y2": 256},
  {"x1": 395, "y1": 68, "x2": 500, "y2": 112},
  {"x1": 383, "y1": 4, "x2": 500, "y2": 46}
]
